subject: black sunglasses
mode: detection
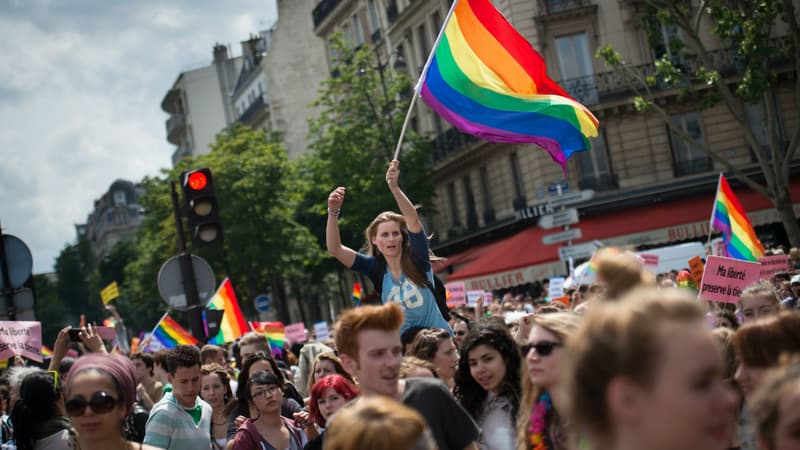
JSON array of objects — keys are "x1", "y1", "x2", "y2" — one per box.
[
  {"x1": 520, "y1": 341, "x2": 562, "y2": 357},
  {"x1": 65, "y1": 391, "x2": 118, "y2": 416},
  {"x1": 455, "y1": 330, "x2": 467, "y2": 336}
]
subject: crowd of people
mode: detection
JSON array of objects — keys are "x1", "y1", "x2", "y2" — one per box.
[{"x1": 0, "y1": 160, "x2": 798, "y2": 450}]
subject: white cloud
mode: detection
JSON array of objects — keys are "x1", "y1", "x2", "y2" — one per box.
[{"x1": 0, "y1": 0, "x2": 278, "y2": 272}]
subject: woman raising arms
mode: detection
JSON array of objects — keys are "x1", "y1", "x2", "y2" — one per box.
[{"x1": 326, "y1": 160, "x2": 451, "y2": 334}]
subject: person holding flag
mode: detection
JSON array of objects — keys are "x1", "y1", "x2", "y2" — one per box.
[{"x1": 326, "y1": 160, "x2": 451, "y2": 335}]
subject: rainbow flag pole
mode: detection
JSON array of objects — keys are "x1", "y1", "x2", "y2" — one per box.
[
  {"x1": 709, "y1": 174, "x2": 765, "y2": 261},
  {"x1": 393, "y1": 0, "x2": 599, "y2": 168}
]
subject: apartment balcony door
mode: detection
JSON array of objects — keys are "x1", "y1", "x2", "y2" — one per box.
[{"x1": 555, "y1": 32, "x2": 598, "y2": 105}]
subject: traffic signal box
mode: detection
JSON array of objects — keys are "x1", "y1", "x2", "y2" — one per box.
[{"x1": 180, "y1": 168, "x2": 223, "y2": 247}]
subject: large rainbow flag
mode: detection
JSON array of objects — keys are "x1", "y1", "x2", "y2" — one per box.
[
  {"x1": 251, "y1": 321, "x2": 285, "y2": 356},
  {"x1": 419, "y1": 0, "x2": 599, "y2": 169},
  {"x1": 152, "y1": 314, "x2": 198, "y2": 348},
  {"x1": 710, "y1": 174, "x2": 765, "y2": 261},
  {"x1": 207, "y1": 278, "x2": 249, "y2": 345}
]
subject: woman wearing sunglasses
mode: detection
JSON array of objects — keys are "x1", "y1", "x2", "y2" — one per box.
[
  {"x1": 516, "y1": 312, "x2": 581, "y2": 450},
  {"x1": 454, "y1": 319, "x2": 522, "y2": 450},
  {"x1": 65, "y1": 353, "x2": 161, "y2": 450},
  {"x1": 231, "y1": 371, "x2": 307, "y2": 450}
]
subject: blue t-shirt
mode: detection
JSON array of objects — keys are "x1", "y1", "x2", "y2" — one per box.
[{"x1": 351, "y1": 229, "x2": 452, "y2": 335}]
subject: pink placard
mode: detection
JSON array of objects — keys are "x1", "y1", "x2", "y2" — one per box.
[
  {"x1": 445, "y1": 281, "x2": 467, "y2": 306},
  {"x1": 699, "y1": 256, "x2": 761, "y2": 303},
  {"x1": 0, "y1": 321, "x2": 42, "y2": 363},
  {"x1": 640, "y1": 253, "x2": 659, "y2": 268},
  {"x1": 758, "y1": 255, "x2": 789, "y2": 280},
  {"x1": 285, "y1": 323, "x2": 307, "y2": 343}
]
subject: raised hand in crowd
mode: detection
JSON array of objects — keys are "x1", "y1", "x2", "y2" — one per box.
[{"x1": 79, "y1": 323, "x2": 108, "y2": 354}]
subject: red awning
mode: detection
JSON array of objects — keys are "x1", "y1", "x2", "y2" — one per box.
[{"x1": 446, "y1": 179, "x2": 800, "y2": 286}]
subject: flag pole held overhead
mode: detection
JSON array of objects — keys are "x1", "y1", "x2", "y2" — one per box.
[{"x1": 398, "y1": 0, "x2": 599, "y2": 169}]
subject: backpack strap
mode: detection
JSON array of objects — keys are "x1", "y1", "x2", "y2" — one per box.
[{"x1": 369, "y1": 256, "x2": 387, "y2": 297}]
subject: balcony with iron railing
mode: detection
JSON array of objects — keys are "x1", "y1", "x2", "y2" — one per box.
[
  {"x1": 432, "y1": 127, "x2": 479, "y2": 163},
  {"x1": 541, "y1": 0, "x2": 594, "y2": 15},
  {"x1": 562, "y1": 36, "x2": 793, "y2": 106},
  {"x1": 165, "y1": 113, "x2": 186, "y2": 145},
  {"x1": 312, "y1": 0, "x2": 342, "y2": 29},
  {"x1": 237, "y1": 95, "x2": 268, "y2": 125}
]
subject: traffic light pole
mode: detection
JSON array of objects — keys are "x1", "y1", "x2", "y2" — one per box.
[
  {"x1": 0, "y1": 222, "x2": 16, "y2": 320},
  {"x1": 170, "y1": 182, "x2": 207, "y2": 344}
]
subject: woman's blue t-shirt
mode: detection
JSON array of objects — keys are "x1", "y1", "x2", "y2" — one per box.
[{"x1": 350, "y1": 229, "x2": 452, "y2": 335}]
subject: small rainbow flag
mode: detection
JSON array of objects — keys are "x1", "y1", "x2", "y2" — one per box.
[
  {"x1": 207, "y1": 278, "x2": 250, "y2": 345},
  {"x1": 152, "y1": 313, "x2": 198, "y2": 349},
  {"x1": 42, "y1": 345, "x2": 54, "y2": 358},
  {"x1": 103, "y1": 317, "x2": 117, "y2": 328},
  {"x1": 352, "y1": 282, "x2": 362, "y2": 306},
  {"x1": 419, "y1": 0, "x2": 599, "y2": 169},
  {"x1": 251, "y1": 322, "x2": 285, "y2": 357},
  {"x1": 710, "y1": 174, "x2": 765, "y2": 261}
]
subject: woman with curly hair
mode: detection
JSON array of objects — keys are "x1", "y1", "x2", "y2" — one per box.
[
  {"x1": 517, "y1": 313, "x2": 581, "y2": 450},
  {"x1": 454, "y1": 320, "x2": 522, "y2": 450},
  {"x1": 200, "y1": 364, "x2": 233, "y2": 449}
]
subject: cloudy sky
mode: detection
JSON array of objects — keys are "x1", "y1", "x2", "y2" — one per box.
[{"x1": 0, "y1": 0, "x2": 278, "y2": 273}]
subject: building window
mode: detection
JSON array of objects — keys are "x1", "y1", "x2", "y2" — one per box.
[
  {"x1": 417, "y1": 24, "x2": 429, "y2": 68},
  {"x1": 479, "y1": 166, "x2": 495, "y2": 223},
  {"x1": 463, "y1": 174, "x2": 478, "y2": 230},
  {"x1": 113, "y1": 191, "x2": 127, "y2": 206},
  {"x1": 554, "y1": 32, "x2": 597, "y2": 105},
  {"x1": 368, "y1": 0, "x2": 380, "y2": 32},
  {"x1": 431, "y1": 11, "x2": 442, "y2": 35},
  {"x1": 576, "y1": 130, "x2": 616, "y2": 191},
  {"x1": 744, "y1": 97, "x2": 783, "y2": 159},
  {"x1": 447, "y1": 182, "x2": 461, "y2": 228},
  {"x1": 670, "y1": 112, "x2": 711, "y2": 176},
  {"x1": 353, "y1": 14, "x2": 364, "y2": 45},
  {"x1": 510, "y1": 152, "x2": 527, "y2": 209},
  {"x1": 343, "y1": 23, "x2": 352, "y2": 44}
]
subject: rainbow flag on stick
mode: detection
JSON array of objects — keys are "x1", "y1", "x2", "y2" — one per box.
[
  {"x1": 42, "y1": 345, "x2": 54, "y2": 358},
  {"x1": 207, "y1": 278, "x2": 250, "y2": 345},
  {"x1": 710, "y1": 174, "x2": 765, "y2": 261},
  {"x1": 352, "y1": 282, "x2": 362, "y2": 306},
  {"x1": 251, "y1": 322, "x2": 286, "y2": 357},
  {"x1": 418, "y1": 0, "x2": 598, "y2": 169},
  {"x1": 151, "y1": 313, "x2": 198, "y2": 348}
]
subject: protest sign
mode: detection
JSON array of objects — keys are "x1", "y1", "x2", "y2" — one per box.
[
  {"x1": 467, "y1": 290, "x2": 491, "y2": 307},
  {"x1": 758, "y1": 255, "x2": 789, "y2": 280},
  {"x1": 548, "y1": 277, "x2": 565, "y2": 299},
  {"x1": 285, "y1": 323, "x2": 307, "y2": 343},
  {"x1": 313, "y1": 321, "x2": 330, "y2": 341},
  {"x1": 0, "y1": 321, "x2": 42, "y2": 363},
  {"x1": 699, "y1": 256, "x2": 761, "y2": 303},
  {"x1": 688, "y1": 256, "x2": 705, "y2": 286},
  {"x1": 445, "y1": 282, "x2": 466, "y2": 307},
  {"x1": 640, "y1": 253, "x2": 659, "y2": 268}
]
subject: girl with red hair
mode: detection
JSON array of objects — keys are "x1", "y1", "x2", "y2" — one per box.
[{"x1": 305, "y1": 374, "x2": 361, "y2": 450}]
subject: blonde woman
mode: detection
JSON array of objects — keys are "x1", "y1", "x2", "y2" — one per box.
[
  {"x1": 326, "y1": 160, "x2": 451, "y2": 333},
  {"x1": 563, "y1": 287, "x2": 738, "y2": 450},
  {"x1": 517, "y1": 313, "x2": 581, "y2": 450}
]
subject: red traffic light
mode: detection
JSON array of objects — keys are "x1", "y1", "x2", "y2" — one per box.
[{"x1": 186, "y1": 171, "x2": 208, "y2": 191}]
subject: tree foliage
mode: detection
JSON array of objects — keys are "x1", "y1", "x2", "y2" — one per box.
[
  {"x1": 119, "y1": 125, "x2": 322, "y2": 333},
  {"x1": 296, "y1": 36, "x2": 436, "y2": 311},
  {"x1": 596, "y1": 0, "x2": 800, "y2": 245}
]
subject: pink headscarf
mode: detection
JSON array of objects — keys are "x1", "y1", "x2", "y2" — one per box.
[{"x1": 66, "y1": 353, "x2": 137, "y2": 414}]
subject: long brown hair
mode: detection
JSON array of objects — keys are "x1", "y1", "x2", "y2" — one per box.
[
  {"x1": 516, "y1": 313, "x2": 581, "y2": 450},
  {"x1": 364, "y1": 211, "x2": 429, "y2": 288}
]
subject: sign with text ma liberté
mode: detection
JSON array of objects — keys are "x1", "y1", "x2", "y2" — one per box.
[
  {"x1": 699, "y1": 255, "x2": 761, "y2": 303},
  {"x1": 0, "y1": 321, "x2": 42, "y2": 363}
]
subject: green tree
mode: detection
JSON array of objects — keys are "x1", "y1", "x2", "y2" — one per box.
[
  {"x1": 597, "y1": 0, "x2": 800, "y2": 245},
  {"x1": 121, "y1": 125, "x2": 321, "y2": 331},
  {"x1": 54, "y1": 237, "x2": 101, "y2": 323},
  {"x1": 302, "y1": 37, "x2": 435, "y2": 252},
  {"x1": 33, "y1": 273, "x2": 71, "y2": 347},
  {"x1": 298, "y1": 36, "x2": 436, "y2": 309}
]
